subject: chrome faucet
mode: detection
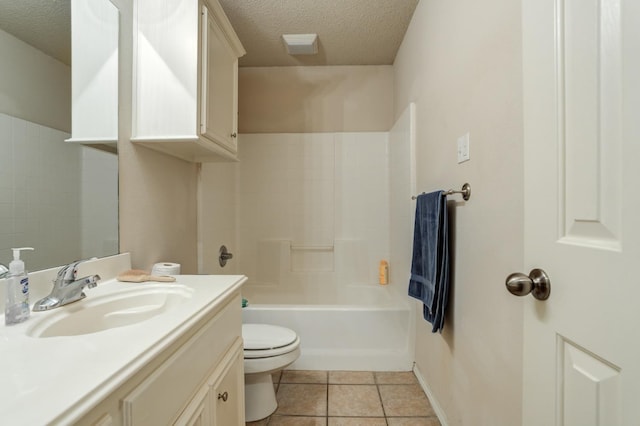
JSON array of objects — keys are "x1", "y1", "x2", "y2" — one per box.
[
  {"x1": 32, "y1": 259, "x2": 101, "y2": 311},
  {"x1": 0, "y1": 263, "x2": 8, "y2": 279}
]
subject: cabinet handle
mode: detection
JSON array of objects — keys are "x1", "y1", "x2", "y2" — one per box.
[
  {"x1": 230, "y1": 132, "x2": 237, "y2": 138},
  {"x1": 217, "y1": 391, "x2": 229, "y2": 402}
]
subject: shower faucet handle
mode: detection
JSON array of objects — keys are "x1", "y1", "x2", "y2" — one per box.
[{"x1": 219, "y1": 245, "x2": 234, "y2": 267}]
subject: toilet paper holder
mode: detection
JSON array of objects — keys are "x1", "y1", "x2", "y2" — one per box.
[{"x1": 219, "y1": 245, "x2": 234, "y2": 267}]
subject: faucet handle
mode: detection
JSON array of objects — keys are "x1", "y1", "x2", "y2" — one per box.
[
  {"x1": 56, "y1": 257, "x2": 98, "y2": 284},
  {"x1": 56, "y1": 264, "x2": 74, "y2": 282}
]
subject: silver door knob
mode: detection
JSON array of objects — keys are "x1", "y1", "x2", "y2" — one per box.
[{"x1": 505, "y1": 268, "x2": 550, "y2": 300}]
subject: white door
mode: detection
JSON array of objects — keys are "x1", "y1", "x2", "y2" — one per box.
[{"x1": 521, "y1": 0, "x2": 640, "y2": 425}]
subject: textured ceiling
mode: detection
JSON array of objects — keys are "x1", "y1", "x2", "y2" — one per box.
[
  {"x1": 218, "y1": 0, "x2": 419, "y2": 67},
  {"x1": 0, "y1": 0, "x2": 419, "y2": 68},
  {"x1": 0, "y1": 0, "x2": 71, "y2": 65}
]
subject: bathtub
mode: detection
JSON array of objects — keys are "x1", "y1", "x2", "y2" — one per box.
[{"x1": 241, "y1": 285, "x2": 413, "y2": 371}]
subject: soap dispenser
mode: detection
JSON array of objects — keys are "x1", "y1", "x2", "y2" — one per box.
[{"x1": 5, "y1": 247, "x2": 34, "y2": 325}]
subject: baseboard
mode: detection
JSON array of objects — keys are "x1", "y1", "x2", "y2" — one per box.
[{"x1": 413, "y1": 363, "x2": 448, "y2": 426}]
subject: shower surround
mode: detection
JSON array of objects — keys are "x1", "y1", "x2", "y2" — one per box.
[{"x1": 238, "y1": 111, "x2": 415, "y2": 370}]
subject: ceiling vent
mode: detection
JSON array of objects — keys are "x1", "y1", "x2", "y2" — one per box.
[{"x1": 282, "y1": 34, "x2": 318, "y2": 55}]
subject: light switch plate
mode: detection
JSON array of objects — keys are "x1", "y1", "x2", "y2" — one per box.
[{"x1": 457, "y1": 133, "x2": 470, "y2": 163}]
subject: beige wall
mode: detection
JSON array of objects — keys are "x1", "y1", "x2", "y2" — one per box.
[
  {"x1": 394, "y1": 1, "x2": 524, "y2": 425},
  {"x1": 238, "y1": 65, "x2": 393, "y2": 133},
  {"x1": 115, "y1": 0, "x2": 198, "y2": 273},
  {"x1": 199, "y1": 162, "x2": 237, "y2": 275},
  {"x1": 0, "y1": 29, "x2": 71, "y2": 132},
  {"x1": 118, "y1": 144, "x2": 199, "y2": 273}
]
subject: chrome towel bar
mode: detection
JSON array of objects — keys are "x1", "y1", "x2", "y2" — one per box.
[{"x1": 412, "y1": 183, "x2": 471, "y2": 201}]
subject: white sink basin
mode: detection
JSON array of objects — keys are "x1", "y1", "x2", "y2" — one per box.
[{"x1": 27, "y1": 284, "x2": 194, "y2": 338}]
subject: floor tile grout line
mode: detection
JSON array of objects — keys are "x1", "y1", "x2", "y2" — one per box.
[
  {"x1": 325, "y1": 378, "x2": 329, "y2": 421},
  {"x1": 376, "y1": 381, "x2": 389, "y2": 425},
  {"x1": 251, "y1": 371, "x2": 436, "y2": 425}
]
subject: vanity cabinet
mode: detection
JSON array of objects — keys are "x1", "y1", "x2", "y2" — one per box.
[
  {"x1": 210, "y1": 345, "x2": 244, "y2": 425},
  {"x1": 177, "y1": 341, "x2": 244, "y2": 425},
  {"x1": 75, "y1": 292, "x2": 245, "y2": 426},
  {"x1": 66, "y1": 0, "x2": 119, "y2": 151},
  {"x1": 131, "y1": 0, "x2": 245, "y2": 162}
]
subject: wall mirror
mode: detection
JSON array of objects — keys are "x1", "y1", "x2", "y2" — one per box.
[{"x1": 0, "y1": 0, "x2": 119, "y2": 271}]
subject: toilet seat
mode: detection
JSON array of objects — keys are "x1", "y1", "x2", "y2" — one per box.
[{"x1": 243, "y1": 324, "x2": 300, "y2": 359}]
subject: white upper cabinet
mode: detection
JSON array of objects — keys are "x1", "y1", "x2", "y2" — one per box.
[
  {"x1": 201, "y1": 4, "x2": 240, "y2": 154},
  {"x1": 67, "y1": 0, "x2": 119, "y2": 148},
  {"x1": 131, "y1": 0, "x2": 245, "y2": 162}
]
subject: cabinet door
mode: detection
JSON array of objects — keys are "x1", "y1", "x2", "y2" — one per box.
[
  {"x1": 123, "y1": 300, "x2": 240, "y2": 425},
  {"x1": 68, "y1": 0, "x2": 118, "y2": 146},
  {"x1": 201, "y1": 5, "x2": 239, "y2": 154},
  {"x1": 211, "y1": 345, "x2": 245, "y2": 426},
  {"x1": 175, "y1": 387, "x2": 210, "y2": 426}
]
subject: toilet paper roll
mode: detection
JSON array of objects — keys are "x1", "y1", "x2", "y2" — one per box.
[{"x1": 151, "y1": 262, "x2": 181, "y2": 275}]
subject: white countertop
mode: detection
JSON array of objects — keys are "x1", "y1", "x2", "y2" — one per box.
[{"x1": 0, "y1": 273, "x2": 246, "y2": 425}]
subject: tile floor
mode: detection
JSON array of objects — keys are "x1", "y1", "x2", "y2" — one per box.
[{"x1": 246, "y1": 370, "x2": 441, "y2": 426}]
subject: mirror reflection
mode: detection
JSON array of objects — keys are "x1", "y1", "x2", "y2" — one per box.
[{"x1": 0, "y1": 0, "x2": 119, "y2": 271}]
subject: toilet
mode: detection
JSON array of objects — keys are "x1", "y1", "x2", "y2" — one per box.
[{"x1": 243, "y1": 323, "x2": 301, "y2": 422}]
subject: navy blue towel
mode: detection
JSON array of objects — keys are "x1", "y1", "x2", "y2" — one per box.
[{"x1": 408, "y1": 191, "x2": 450, "y2": 333}]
